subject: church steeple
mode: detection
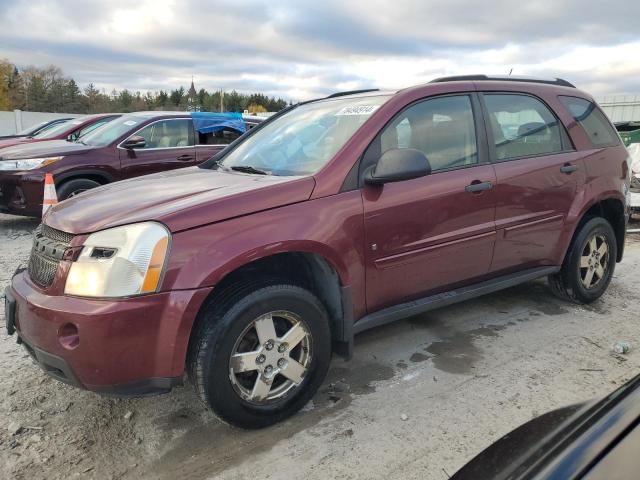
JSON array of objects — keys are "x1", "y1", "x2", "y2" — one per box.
[{"x1": 187, "y1": 76, "x2": 200, "y2": 112}]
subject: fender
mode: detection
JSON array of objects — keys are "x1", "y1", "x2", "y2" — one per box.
[
  {"x1": 53, "y1": 168, "x2": 118, "y2": 186},
  {"x1": 557, "y1": 189, "x2": 626, "y2": 264},
  {"x1": 162, "y1": 189, "x2": 367, "y2": 315}
]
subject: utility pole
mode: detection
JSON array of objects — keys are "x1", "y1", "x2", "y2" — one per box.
[{"x1": 220, "y1": 89, "x2": 224, "y2": 112}]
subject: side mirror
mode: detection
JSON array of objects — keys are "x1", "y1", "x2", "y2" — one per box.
[
  {"x1": 365, "y1": 148, "x2": 431, "y2": 186},
  {"x1": 121, "y1": 135, "x2": 146, "y2": 149}
]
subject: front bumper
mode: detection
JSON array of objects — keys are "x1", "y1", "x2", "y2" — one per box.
[
  {"x1": 0, "y1": 171, "x2": 45, "y2": 217},
  {"x1": 8, "y1": 271, "x2": 212, "y2": 396}
]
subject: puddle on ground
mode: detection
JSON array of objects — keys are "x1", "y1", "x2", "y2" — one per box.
[
  {"x1": 424, "y1": 324, "x2": 506, "y2": 375},
  {"x1": 409, "y1": 352, "x2": 430, "y2": 363},
  {"x1": 151, "y1": 361, "x2": 394, "y2": 479}
]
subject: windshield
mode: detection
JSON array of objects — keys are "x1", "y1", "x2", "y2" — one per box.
[
  {"x1": 17, "y1": 122, "x2": 46, "y2": 135},
  {"x1": 80, "y1": 115, "x2": 150, "y2": 147},
  {"x1": 33, "y1": 118, "x2": 84, "y2": 139},
  {"x1": 217, "y1": 95, "x2": 390, "y2": 176},
  {"x1": 18, "y1": 120, "x2": 62, "y2": 136}
]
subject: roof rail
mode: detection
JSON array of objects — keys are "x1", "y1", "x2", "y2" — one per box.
[
  {"x1": 326, "y1": 88, "x2": 380, "y2": 98},
  {"x1": 429, "y1": 75, "x2": 576, "y2": 88}
]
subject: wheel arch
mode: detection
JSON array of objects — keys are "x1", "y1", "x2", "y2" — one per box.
[
  {"x1": 187, "y1": 250, "x2": 354, "y2": 362},
  {"x1": 54, "y1": 169, "x2": 115, "y2": 188},
  {"x1": 567, "y1": 196, "x2": 626, "y2": 263}
]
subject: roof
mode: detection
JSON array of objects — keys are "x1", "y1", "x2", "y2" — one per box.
[{"x1": 429, "y1": 74, "x2": 576, "y2": 88}]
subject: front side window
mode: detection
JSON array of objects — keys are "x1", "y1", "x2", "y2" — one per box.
[
  {"x1": 378, "y1": 95, "x2": 478, "y2": 172},
  {"x1": 484, "y1": 94, "x2": 564, "y2": 161},
  {"x1": 559, "y1": 96, "x2": 620, "y2": 147},
  {"x1": 217, "y1": 95, "x2": 391, "y2": 176},
  {"x1": 132, "y1": 119, "x2": 192, "y2": 149}
]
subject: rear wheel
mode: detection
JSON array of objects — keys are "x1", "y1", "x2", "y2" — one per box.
[
  {"x1": 548, "y1": 217, "x2": 616, "y2": 304},
  {"x1": 57, "y1": 178, "x2": 101, "y2": 201},
  {"x1": 188, "y1": 284, "x2": 331, "y2": 429}
]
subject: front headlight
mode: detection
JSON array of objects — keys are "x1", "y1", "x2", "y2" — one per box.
[
  {"x1": 65, "y1": 222, "x2": 170, "y2": 298},
  {"x1": 0, "y1": 156, "x2": 64, "y2": 171}
]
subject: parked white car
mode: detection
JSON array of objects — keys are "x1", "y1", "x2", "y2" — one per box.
[{"x1": 630, "y1": 143, "x2": 640, "y2": 215}]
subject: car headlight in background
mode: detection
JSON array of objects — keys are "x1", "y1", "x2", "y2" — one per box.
[
  {"x1": 0, "y1": 156, "x2": 64, "y2": 171},
  {"x1": 65, "y1": 222, "x2": 170, "y2": 298}
]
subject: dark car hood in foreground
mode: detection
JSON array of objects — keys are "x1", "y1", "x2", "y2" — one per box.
[
  {"x1": 0, "y1": 140, "x2": 93, "y2": 160},
  {"x1": 45, "y1": 167, "x2": 316, "y2": 234},
  {"x1": 452, "y1": 374, "x2": 640, "y2": 480}
]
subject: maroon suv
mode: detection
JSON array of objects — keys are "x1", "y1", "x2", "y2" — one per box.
[
  {"x1": 0, "y1": 112, "x2": 261, "y2": 217},
  {"x1": 5, "y1": 76, "x2": 630, "y2": 428}
]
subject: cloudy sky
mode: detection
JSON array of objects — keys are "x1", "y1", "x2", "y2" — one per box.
[{"x1": 1, "y1": 0, "x2": 639, "y2": 100}]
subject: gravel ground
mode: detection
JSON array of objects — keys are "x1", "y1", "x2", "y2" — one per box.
[{"x1": 1, "y1": 212, "x2": 639, "y2": 480}]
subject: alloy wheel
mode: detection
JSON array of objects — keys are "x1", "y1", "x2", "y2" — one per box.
[
  {"x1": 579, "y1": 233, "x2": 609, "y2": 289},
  {"x1": 228, "y1": 310, "x2": 312, "y2": 404},
  {"x1": 67, "y1": 189, "x2": 87, "y2": 198}
]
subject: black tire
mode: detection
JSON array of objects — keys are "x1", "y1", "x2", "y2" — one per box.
[
  {"x1": 188, "y1": 283, "x2": 332, "y2": 429},
  {"x1": 57, "y1": 178, "x2": 101, "y2": 201},
  {"x1": 548, "y1": 217, "x2": 617, "y2": 304}
]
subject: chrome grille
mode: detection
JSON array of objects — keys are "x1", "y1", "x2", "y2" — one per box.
[
  {"x1": 41, "y1": 224, "x2": 74, "y2": 244},
  {"x1": 27, "y1": 224, "x2": 74, "y2": 288}
]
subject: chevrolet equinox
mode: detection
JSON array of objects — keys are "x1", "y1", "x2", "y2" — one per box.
[{"x1": 5, "y1": 75, "x2": 630, "y2": 428}]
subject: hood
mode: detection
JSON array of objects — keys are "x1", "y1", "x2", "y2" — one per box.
[
  {"x1": 0, "y1": 137, "x2": 30, "y2": 149},
  {"x1": 0, "y1": 140, "x2": 93, "y2": 160},
  {"x1": 45, "y1": 167, "x2": 316, "y2": 234}
]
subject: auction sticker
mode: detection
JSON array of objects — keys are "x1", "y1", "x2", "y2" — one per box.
[{"x1": 336, "y1": 105, "x2": 380, "y2": 116}]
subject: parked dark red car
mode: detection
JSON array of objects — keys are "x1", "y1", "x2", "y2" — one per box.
[
  {"x1": 5, "y1": 76, "x2": 630, "y2": 428},
  {"x1": 0, "y1": 117, "x2": 73, "y2": 140},
  {"x1": 0, "y1": 112, "x2": 261, "y2": 216},
  {"x1": 0, "y1": 114, "x2": 119, "y2": 150}
]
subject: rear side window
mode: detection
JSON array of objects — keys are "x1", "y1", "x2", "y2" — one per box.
[
  {"x1": 559, "y1": 96, "x2": 620, "y2": 147},
  {"x1": 378, "y1": 95, "x2": 478, "y2": 172},
  {"x1": 483, "y1": 94, "x2": 565, "y2": 161},
  {"x1": 198, "y1": 127, "x2": 241, "y2": 145}
]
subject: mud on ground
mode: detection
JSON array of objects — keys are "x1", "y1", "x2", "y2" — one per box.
[{"x1": 1, "y1": 212, "x2": 639, "y2": 480}]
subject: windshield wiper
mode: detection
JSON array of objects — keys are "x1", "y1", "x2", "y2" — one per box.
[{"x1": 230, "y1": 165, "x2": 269, "y2": 175}]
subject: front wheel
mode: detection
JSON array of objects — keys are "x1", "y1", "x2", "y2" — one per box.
[
  {"x1": 188, "y1": 284, "x2": 332, "y2": 429},
  {"x1": 548, "y1": 217, "x2": 617, "y2": 304},
  {"x1": 57, "y1": 178, "x2": 101, "y2": 201}
]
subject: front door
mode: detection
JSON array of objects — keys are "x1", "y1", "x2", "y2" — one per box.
[
  {"x1": 480, "y1": 93, "x2": 585, "y2": 274},
  {"x1": 119, "y1": 118, "x2": 197, "y2": 178},
  {"x1": 362, "y1": 94, "x2": 497, "y2": 312}
]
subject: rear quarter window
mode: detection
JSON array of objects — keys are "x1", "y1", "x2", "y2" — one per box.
[{"x1": 559, "y1": 96, "x2": 620, "y2": 147}]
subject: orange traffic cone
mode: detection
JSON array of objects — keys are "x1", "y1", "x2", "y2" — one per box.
[{"x1": 42, "y1": 173, "x2": 58, "y2": 217}]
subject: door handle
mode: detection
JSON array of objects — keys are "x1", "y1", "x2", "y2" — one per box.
[
  {"x1": 465, "y1": 181, "x2": 493, "y2": 193},
  {"x1": 560, "y1": 164, "x2": 578, "y2": 174},
  {"x1": 177, "y1": 155, "x2": 194, "y2": 161}
]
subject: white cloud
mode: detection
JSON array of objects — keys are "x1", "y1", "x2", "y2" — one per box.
[{"x1": 1, "y1": 0, "x2": 639, "y2": 99}]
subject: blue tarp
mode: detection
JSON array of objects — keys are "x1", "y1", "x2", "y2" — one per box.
[{"x1": 190, "y1": 112, "x2": 246, "y2": 135}]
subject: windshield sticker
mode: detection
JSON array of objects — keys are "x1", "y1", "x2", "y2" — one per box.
[
  {"x1": 123, "y1": 120, "x2": 137, "y2": 126},
  {"x1": 335, "y1": 105, "x2": 380, "y2": 116}
]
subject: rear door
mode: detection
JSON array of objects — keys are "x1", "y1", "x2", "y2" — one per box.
[
  {"x1": 362, "y1": 93, "x2": 497, "y2": 312},
  {"x1": 480, "y1": 92, "x2": 585, "y2": 274},
  {"x1": 119, "y1": 118, "x2": 197, "y2": 178}
]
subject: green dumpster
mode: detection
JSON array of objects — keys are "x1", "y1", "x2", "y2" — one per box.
[{"x1": 615, "y1": 122, "x2": 640, "y2": 146}]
